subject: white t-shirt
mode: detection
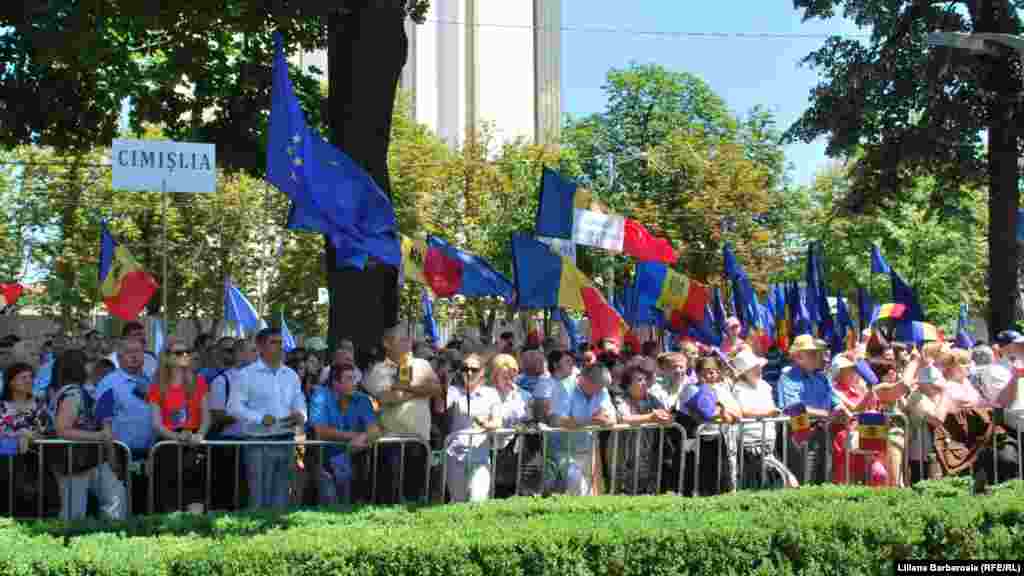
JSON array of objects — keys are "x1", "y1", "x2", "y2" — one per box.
[
  {"x1": 732, "y1": 379, "x2": 777, "y2": 444},
  {"x1": 363, "y1": 357, "x2": 435, "y2": 442}
]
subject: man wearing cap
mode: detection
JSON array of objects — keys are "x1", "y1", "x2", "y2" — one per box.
[
  {"x1": 979, "y1": 331, "x2": 1024, "y2": 408},
  {"x1": 775, "y1": 334, "x2": 841, "y2": 484}
]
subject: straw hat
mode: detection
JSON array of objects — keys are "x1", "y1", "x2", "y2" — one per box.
[{"x1": 789, "y1": 334, "x2": 825, "y2": 353}]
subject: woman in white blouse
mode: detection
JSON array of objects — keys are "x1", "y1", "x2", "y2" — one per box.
[{"x1": 444, "y1": 353, "x2": 501, "y2": 502}]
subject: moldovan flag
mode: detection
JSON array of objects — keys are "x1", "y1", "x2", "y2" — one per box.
[
  {"x1": 0, "y1": 283, "x2": 24, "y2": 308},
  {"x1": 635, "y1": 261, "x2": 709, "y2": 324},
  {"x1": 784, "y1": 403, "x2": 812, "y2": 445},
  {"x1": 99, "y1": 223, "x2": 158, "y2": 320},
  {"x1": 511, "y1": 233, "x2": 627, "y2": 345},
  {"x1": 857, "y1": 412, "x2": 888, "y2": 453}
]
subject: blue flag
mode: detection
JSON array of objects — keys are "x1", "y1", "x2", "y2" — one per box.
[
  {"x1": 150, "y1": 318, "x2": 165, "y2": 358},
  {"x1": 956, "y1": 303, "x2": 974, "y2": 349},
  {"x1": 281, "y1": 313, "x2": 296, "y2": 352},
  {"x1": 553, "y1": 308, "x2": 581, "y2": 350},
  {"x1": 421, "y1": 289, "x2": 439, "y2": 344},
  {"x1": 535, "y1": 168, "x2": 577, "y2": 239},
  {"x1": 870, "y1": 244, "x2": 891, "y2": 275},
  {"x1": 224, "y1": 278, "x2": 262, "y2": 337},
  {"x1": 266, "y1": 32, "x2": 399, "y2": 268}
]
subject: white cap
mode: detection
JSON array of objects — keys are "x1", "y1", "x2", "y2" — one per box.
[{"x1": 732, "y1": 349, "x2": 767, "y2": 376}]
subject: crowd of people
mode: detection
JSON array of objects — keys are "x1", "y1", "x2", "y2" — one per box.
[{"x1": 0, "y1": 315, "x2": 1021, "y2": 521}]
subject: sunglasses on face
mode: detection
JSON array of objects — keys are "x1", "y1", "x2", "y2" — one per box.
[
  {"x1": 463, "y1": 366, "x2": 482, "y2": 375},
  {"x1": 172, "y1": 349, "x2": 193, "y2": 357}
]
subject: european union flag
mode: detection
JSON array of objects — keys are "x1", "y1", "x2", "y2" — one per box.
[
  {"x1": 281, "y1": 313, "x2": 296, "y2": 352},
  {"x1": 224, "y1": 278, "x2": 262, "y2": 337},
  {"x1": 266, "y1": 32, "x2": 399, "y2": 268}
]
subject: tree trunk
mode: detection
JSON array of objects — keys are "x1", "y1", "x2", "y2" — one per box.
[
  {"x1": 326, "y1": 2, "x2": 408, "y2": 368},
  {"x1": 979, "y1": 0, "x2": 1020, "y2": 338}
]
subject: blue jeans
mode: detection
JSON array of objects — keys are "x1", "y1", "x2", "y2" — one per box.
[{"x1": 244, "y1": 443, "x2": 293, "y2": 509}]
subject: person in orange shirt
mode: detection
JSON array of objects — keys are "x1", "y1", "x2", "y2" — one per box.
[{"x1": 147, "y1": 337, "x2": 211, "y2": 513}]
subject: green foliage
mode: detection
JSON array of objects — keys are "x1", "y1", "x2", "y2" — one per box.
[
  {"x1": 0, "y1": 1, "x2": 433, "y2": 173},
  {"x1": 779, "y1": 164, "x2": 988, "y2": 331},
  {"x1": 562, "y1": 63, "x2": 789, "y2": 290},
  {"x1": 0, "y1": 481, "x2": 1021, "y2": 575}
]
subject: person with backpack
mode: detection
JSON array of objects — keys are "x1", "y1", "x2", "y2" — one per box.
[
  {"x1": 206, "y1": 338, "x2": 253, "y2": 510},
  {"x1": 49, "y1": 349, "x2": 127, "y2": 520}
]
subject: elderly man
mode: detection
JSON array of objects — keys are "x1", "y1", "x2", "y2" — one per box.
[
  {"x1": 227, "y1": 328, "x2": 307, "y2": 509},
  {"x1": 363, "y1": 321, "x2": 443, "y2": 503},
  {"x1": 774, "y1": 334, "x2": 842, "y2": 484},
  {"x1": 554, "y1": 363, "x2": 617, "y2": 496}
]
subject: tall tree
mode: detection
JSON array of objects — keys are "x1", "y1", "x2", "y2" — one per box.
[
  {"x1": 562, "y1": 63, "x2": 788, "y2": 290},
  {"x1": 0, "y1": 1, "x2": 431, "y2": 363},
  {"x1": 785, "y1": 0, "x2": 1020, "y2": 336}
]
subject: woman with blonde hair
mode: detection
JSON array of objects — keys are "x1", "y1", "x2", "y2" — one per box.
[{"x1": 147, "y1": 336, "x2": 211, "y2": 513}]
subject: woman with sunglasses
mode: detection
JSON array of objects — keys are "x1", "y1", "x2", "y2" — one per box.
[
  {"x1": 444, "y1": 353, "x2": 502, "y2": 502},
  {"x1": 147, "y1": 337, "x2": 211, "y2": 514}
]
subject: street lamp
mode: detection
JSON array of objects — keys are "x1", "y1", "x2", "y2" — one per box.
[
  {"x1": 927, "y1": 31, "x2": 1024, "y2": 57},
  {"x1": 927, "y1": 30, "x2": 1023, "y2": 331}
]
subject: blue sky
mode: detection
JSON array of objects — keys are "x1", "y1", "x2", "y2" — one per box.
[{"x1": 562, "y1": 0, "x2": 865, "y2": 186}]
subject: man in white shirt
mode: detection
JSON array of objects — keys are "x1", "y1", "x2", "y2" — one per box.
[
  {"x1": 227, "y1": 328, "x2": 307, "y2": 509},
  {"x1": 363, "y1": 321, "x2": 443, "y2": 503}
]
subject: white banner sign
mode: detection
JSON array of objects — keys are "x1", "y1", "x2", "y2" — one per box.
[
  {"x1": 572, "y1": 209, "x2": 625, "y2": 252},
  {"x1": 317, "y1": 287, "x2": 329, "y2": 305},
  {"x1": 538, "y1": 236, "x2": 576, "y2": 263},
  {"x1": 112, "y1": 139, "x2": 216, "y2": 193}
]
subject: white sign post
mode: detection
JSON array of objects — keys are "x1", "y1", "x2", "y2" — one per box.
[{"x1": 111, "y1": 139, "x2": 216, "y2": 318}]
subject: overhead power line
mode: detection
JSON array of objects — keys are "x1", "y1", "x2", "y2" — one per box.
[{"x1": 425, "y1": 18, "x2": 869, "y2": 40}]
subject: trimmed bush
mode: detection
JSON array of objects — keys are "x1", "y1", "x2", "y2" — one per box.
[{"x1": 0, "y1": 480, "x2": 1021, "y2": 575}]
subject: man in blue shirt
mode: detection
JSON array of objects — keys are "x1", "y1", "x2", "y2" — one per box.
[
  {"x1": 95, "y1": 337, "x2": 154, "y2": 460},
  {"x1": 310, "y1": 362, "x2": 379, "y2": 505},
  {"x1": 774, "y1": 335, "x2": 842, "y2": 484},
  {"x1": 94, "y1": 336, "x2": 155, "y2": 511},
  {"x1": 554, "y1": 363, "x2": 616, "y2": 496}
]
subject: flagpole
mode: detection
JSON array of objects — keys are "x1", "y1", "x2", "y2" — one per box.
[{"x1": 161, "y1": 178, "x2": 168, "y2": 326}]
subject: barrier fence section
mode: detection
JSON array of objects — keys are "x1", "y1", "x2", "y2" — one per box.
[
  {"x1": 149, "y1": 434, "x2": 432, "y2": 513},
  {"x1": 5, "y1": 411, "x2": 1022, "y2": 519},
  {"x1": 369, "y1": 434, "x2": 432, "y2": 504},
  {"x1": 441, "y1": 423, "x2": 688, "y2": 500},
  {"x1": 0, "y1": 439, "x2": 133, "y2": 518}
]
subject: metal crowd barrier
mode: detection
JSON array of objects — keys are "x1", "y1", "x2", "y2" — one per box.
[
  {"x1": 440, "y1": 423, "x2": 688, "y2": 500},
  {"x1": 733, "y1": 416, "x2": 792, "y2": 490},
  {"x1": 22, "y1": 439, "x2": 133, "y2": 518},
  {"x1": 148, "y1": 434, "x2": 431, "y2": 513},
  {"x1": 369, "y1": 433, "x2": 432, "y2": 504}
]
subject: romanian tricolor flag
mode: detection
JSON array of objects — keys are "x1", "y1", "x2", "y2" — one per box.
[
  {"x1": 511, "y1": 234, "x2": 627, "y2": 345},
  {"x1": 857, "y1": 412, "x2": 888, "y2": 453},
  {"x1": 635, "y1": 261, "x2": 709, "y2": 325},
  {"x1": 873, "y1": 303, "x2": 906, "y2": 323},
  {"x1": 784, "y1": 403, "x2": 812, "y2": 444},
  {"x1": 99, "y1": 223, "x2": 159, "y2": 320},
  {"x1": 894, "y1": 320, "x2": 943, "y2": 344}
]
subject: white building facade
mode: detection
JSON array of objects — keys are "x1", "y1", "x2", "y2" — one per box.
[{"x1": 298, "y1": 0, "x2": 562, "y2": 148}]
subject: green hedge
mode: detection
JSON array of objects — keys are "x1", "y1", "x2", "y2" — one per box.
[{"x1": 1, "y1": 480, "x2": 1022, "y2": 575}]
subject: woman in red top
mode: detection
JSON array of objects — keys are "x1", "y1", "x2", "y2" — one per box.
[
  {"x1": 829, "y1": 354, "x2": 888, "y2": 486},
  {"x1": 147, "y1": 337, "x2": 211, "y2": 513}
]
